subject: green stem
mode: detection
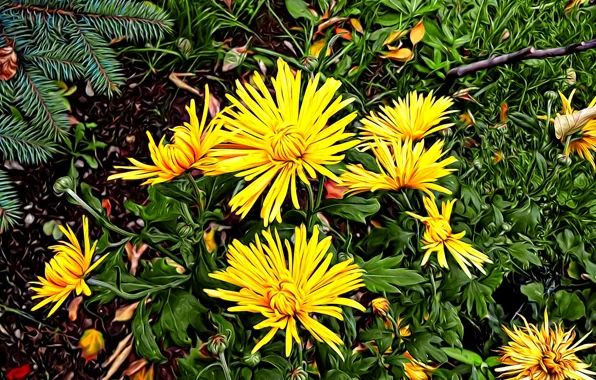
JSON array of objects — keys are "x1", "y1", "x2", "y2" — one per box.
[
  {"x1": 219, "y1": 352, "x2": 232, "y2": 380},
  {"x1": 186, "y1": 172, "x2": 203, "y2": 210},
  {"x1": 306, "y1": 182, "x2": 315, "y2": 230}
]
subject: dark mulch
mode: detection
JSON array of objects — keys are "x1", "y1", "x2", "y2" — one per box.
[{"x1": 0, "y1": 60, "x2": 230, "y2": 379}]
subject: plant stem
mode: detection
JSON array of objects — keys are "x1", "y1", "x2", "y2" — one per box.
[
  {"x1": 186, "y1": 172, "x2": 203, "y2": 210},
  {"x1": 219, "y1": 352, "x2": 232, "y2": 380},
  {"x1": 306, "y1": 182, "x2": 315, "y2": 230}
]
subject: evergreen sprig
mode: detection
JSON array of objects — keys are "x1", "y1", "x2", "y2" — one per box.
[{"x1": 0, "y1": 169, "x2": 21, "y2": 233}]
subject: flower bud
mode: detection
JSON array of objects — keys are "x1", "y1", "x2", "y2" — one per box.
[
  {"x1": 501, "y1": 223, "x2": 511, "y2": 232},
  {"x1": 208, "y1": 334, "x2": 227, "y2": 355},
  {"x1": 53, "y1": 176, "x2": 76, "y2": 194},
  {"x1": 473, "y1": 159, "x2": 483, "y2": 170},
  {"x1": 288, "y1": 367, "x2": 308, "y2": 380},
  {"x1": 177, "y1": 223, "x2": 193, "y2": 237},
  {"x1": 337, "y1": 251, "x2": 353, "y2": 262},
  {"x1": 242, "y1": 352, "x2": 261, "y2": 367},
  {"x1": 557, "y1": 154, "x2": 572, "y2": 166},
  {"x1": 301, "y1": 56, "x2": 318, "y2": 71},
  {"x1": 164, "y1": 258, "x2": 185, "y2": 274},
  {"x1": 371, "y1": 297, "x2": 390, "y2": 316},
  {"x1": 544, "y1": 90, "x2": 558, "y2": 103}
]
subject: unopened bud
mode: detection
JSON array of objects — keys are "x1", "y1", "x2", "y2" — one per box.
[
  {"x1": 371, "y1": 297, "x2": 390, "y2": 316},
  {"x1": 53, "y1": 176, "x2": 76, "y2": 194},
  {"x1": 337, "y1": 251, "x2": 353, "y2": 262},
  {"x1": 208, "y1": 334, "x2": 227, "y2": 355},
  {"x1": 288, "y1": 367, "x2": 308, "y2": 380},
  {"x1": 557, "y1": 154, "x2": 572, "y2": 166},
  {"x1": 177, "y1": 223, "x2": 193, "y2": 237},
  {"x1": 242, "y1": 352, "x2": 260, "y2": 367},
  {"x1": 544, "y1": 90, "x2": 558, "y2": 103}
]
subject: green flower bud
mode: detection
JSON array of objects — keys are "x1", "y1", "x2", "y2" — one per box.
[
  {"x1": 177, "y1": 222, "x2": 193, "y2": 237},
  {"x1": 557, "y1": 154, "x2": 572, "y2": 166},
  {"x1": 473, "y1": 159, "x2": 483, "y2": 170},
  {"x1": 208, "y1": 334, "x2": 227, "y2": 355},
  {"x1": 302, "y1": 56, "x2": 318, "y2": 71},
  {"x1": 337, "y1": 251, "x2": 353, "y2": 262},
  {"x1": 242, "y1": 351, "x2": 261, "y2": 367},
  {"x1": 544, "y1": 90, "x2": 559, "y2": 103},
  {"x1": 53, "y1": 176, "x2": 75, "y2": 194},
  {"x1": 288, "y1": 367, "x2": 308, "y2": 380},
  {"x1": 501, "y1": 223, "x2": 511, "y2": 232}
]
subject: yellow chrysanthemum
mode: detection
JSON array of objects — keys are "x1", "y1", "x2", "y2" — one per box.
[
  {"x1": 404, "y1": 351, "x2": 435, "y2": 380},
  {"x1": 207, "y1": 59, "x2": 358, "y2": 225},
  {"x1": 29, "y1": 216, "x2": 108, "y2": 316},
  {"x1": 547, "y1": 90, "x2": 596, "y2": 169},
  {"x1": 204, "y1": 225, "x2": 365, "y2": 358},
  {"x1": 339, "y1": 139, "x2": 456, "y2": 196},
  {"x1": 407, "y1": 197, "x2": 491, "y2": 278},
  {"x1": 497, "y1": 310, "x2": 596, "y2": 380},
  {"x1": 360, "y1": 91, "x2": 454, "y2": 143},
  {"x1": 108, "y1": 85, "x2": 225, "y2": 185}
]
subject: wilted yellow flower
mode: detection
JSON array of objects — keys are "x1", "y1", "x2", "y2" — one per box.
[
  {"x1": 360, "y1": 92, "x2": 454, "y2": 143},
  {"x1": 497, "y1": 310, "x2": 596, "y2": 380},
  {"x1": 339, "y1": 139, "x2": 456, "y2": 196},
  {"x1": 548, "y1": 90, "x2": 596, "y2": 169},
  {"x1": 208, "y1": 59, "x2": 358, "y2": 225},
  {"x1": 204, "y1": 225, "x2": 365, "y2": 358},
  {"x1": 108, "y1": 85, "x2": 225, "y2": 185},
  {"x1": 30, "y1": 216, "x2": 108, "y2": 316},
  {"x1": 407, "y1": 197, "x2": 491, "y2": 278},
  {"x1": 404, "y1": 352, "x2": 435, "y2": 380},
  {"x1": 371, "y1": 297, "x2": 390, "y2": 316},
  {"x1": 493, "y1": 151, "x2": 503, "y2": 164}
]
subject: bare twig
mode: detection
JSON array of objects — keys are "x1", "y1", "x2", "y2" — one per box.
[{"x1": 447, "y1": 38, "x2": 596, "y2": 78}]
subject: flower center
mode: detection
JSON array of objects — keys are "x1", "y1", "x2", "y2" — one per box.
[
  {"x1": 267, "y1": 280, "x2": 302, "y2": 316},
  {"x1": 268, "y1": 122, "x2": 307, "y2": 162},
  {"x1": 542, "y1": 351, "x2": 564, "y2": 374},
  {"x1": 426, "y1": 217, "x2": 452, "y2": 242}
]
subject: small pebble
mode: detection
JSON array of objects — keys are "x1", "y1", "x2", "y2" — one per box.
[
  {"x1": 24, "y1": 214, "x2": 34, "y2": 226},
  {"x1": 136, "y1": 219, "x2": 145, "y2": 227},
  {"x1": 75, "y1": 159, "x2": 85, "y2": 168},
  {"x1": 126, "y1": 135, "x2": 136, "y2": 144},
  {"x1": 14, "y1": 329, "x2": 21, "y2": 339}
]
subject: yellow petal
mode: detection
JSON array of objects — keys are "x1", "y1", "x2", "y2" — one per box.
[
  {"x1": 381, "y1": 48, "x2": 413, "y2": 62},
  {"x1": 384, "y1": 30, "x2": 408, "y2": 45},
  {"x1": 310, "y1": 39, "x2": 331, "y2": 57},
  {"x1": 349, "y1": 18, "x2": 363, "y2": 34}
]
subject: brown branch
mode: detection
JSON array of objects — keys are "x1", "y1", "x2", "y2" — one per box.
[{"x1": 447, "y1": 38, "x2": 596, "y2": 78}]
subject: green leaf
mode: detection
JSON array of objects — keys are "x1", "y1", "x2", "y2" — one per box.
[
  {"x1": 254, "y1": 369, "x2": 284, "y2": 380},
  {"x1": 140, "y1": 258, "x2": 187, "y2": 285},
  {"x1": 357, "y1": 255, "x2": 425, "y2": 293},
  {"x1": 441, "y1": 347, "x2": 483, "y2": 366},
  {"x1": 80, "y1": 182, "x2": 103, "y2": 213},
  {"x1": 325, "y1": 369, "x2": 353, "y2": 380},
  {"x1": 554, "y1": 290, "x2": 585, "y2": 321},
  {"x1": 285, "y1": 0, "x2": 317, "y2": 21},
  {"x1": 509, "y1": 242, "x2": 542, "y2": 267},
  {"x1": 318, "y1": 197, "x2": 380, "y2": 223},
  {"x1": 132, "y1": 298, "x2": 166, "y2": 362},
  {"x1": 154, "y1": 290, "x2": 208, "y2": 347},
  {"x1": 520, "y1": 282, "x2": 544, "y2": 305}
]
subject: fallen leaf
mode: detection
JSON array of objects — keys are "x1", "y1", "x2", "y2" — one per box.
[
  {"x1": 384, "y1": 30, "x2": 408, "y2": 45},
  {"x1": 381, "y1": 48, "x2": 413, "y2": 62},
  {"x1": 68, "y1": 296, "x2": 83, "y2": 322},
  {"x1": 0, "y1": 46, "x2": 18, "y2": 81},
  {"x1": 222, "y1": 41, "x2": 250, "y2": 72},
  {"x1": 324, "y1": 180, "x2": 348, "y2": 199},
  {"x1": 6, "y1": 364, "x2": 31, "y2": 380},
  {"x1": 85, "y1": 81, "x2": 95, "y2": 96},
  {"x1": 208, "y1": 92, "x2": 221, "y2": 118},
  {"x1": 459, "y1": 111, "x2": 475, "y2": 126},
  {"x1": 113, "y1": 302, "x2": 140, "y2": 322},
  {"x1": 125, "y1": 242, "x2": 149, "y2": 276},
  {"x1": 410, "y1": 20, "x2": 425, "y2": 45},
  {"x1": 78, "y1": 329, "x2": 105, "y2": 363},
  {"x1": 122, "y1": 359, "x2": 149, "y2": 377},
  {"x1": 316, "y1": 16, "x2": 346, "y2": 35},
  {"x1": 335, "y1": 27, "x2": 353, "y2": 40},
  {"x1": 501, "y1": 28, "x2": 510, "y2": 41},
  {"x1": 102, "y1": 333, "x2": 133, "y2": 369},
  {"x1": 493, "y1": 151, "x2": 503, "y2": 164},
  {"x1": 131, "y1": 365, "x2": 154, "y2": 380},
  {"x1": 204, "y1": 228, "x2": 218, "y2": 253},
  {"x1": 350, "y1": 18, "x2": 363, "y2": 33},
  {"x1": 348, "y1": 66, "x2": 359, "y2": 76},
  {"x1": 169, "y1": 72, "x2": 201, "y2": 96},
  {"x1": 108, "y1": 36, "x2": 126, "y2": 45},
  {"x1": 310, "y1": 39, "x2": 331, "y2": 57},
  {"x1": 500, "y1": 103, "x2": 508, "y2": 123},
  {"x1": 102, "y1": 199, "x2": 112, "y2": 217},
  {"x1": 371, "y1": 220, "x2": 383, "y2": 228},
  {"x1": 102, "y1": 342, "x2": 133, "y2": 380}
]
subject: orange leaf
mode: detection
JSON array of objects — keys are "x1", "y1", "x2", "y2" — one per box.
[
  {"x1": 113, "y1": 302, "x2": 140, "y2": 322},
  {"x1": 349, "y1": 18, "x2": 363, "y2": 34},
  {"x1": 78, "y1": 329, "x2": 105, "y2": 363},
  {"x1": 410, "y1": 20, "x2": 425, "y2": 45},
  {"x1": 68, "y1": 296, "x2": 83, "y2": 322},
  {"x1": 131, "y1": 365, "x2": 154, "y2": 380},
  {"x1": 335, "y1": 27, "x2": 353, "y2": 40},
  {"x1": 383, "y1": 30, "x2": 408, "y2": 45},
  {"x1": 381, "y1": 48, "x2": 413, "y2": 62},
  {"x1": 324, "y1": 180, "x2": 348, "y2": 199},
  {"x1": 101, "y1": 198, "x2": 112, "y2": 217},
  {"x1": 500, "y1": 103, "x2": 509, "y2": 123}
]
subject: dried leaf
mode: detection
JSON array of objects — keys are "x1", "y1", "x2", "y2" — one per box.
[
  {"x1": 122, "y1": 359, "x2": 149, "y2": 377},
  {"x1": 335, "y1": 27, "x2": 353, "y2": 41},
  {"x1": 68, "y1": 296, "x2": 83, "y2": 322},
  {"x1": 85, "y1": 81, "x2": 95, "y2": 97},
  {"x1": 204, "y1": 228, "x2": 218, "y2": 253},
  {"x1": 350, "y1": 18, "x2": 363, "y2": 33},
  {"x1": 114, "y1": 302, "x2": 140, "y2": 322},
  {"x1": 500, "y1": 103, "x2": 509, "y2": 123},
  {"x1": 501, "y1": 28, "x2": 510, "y2": 41},
  {"x1": 102, "y1": 333, "x2": 133, "y2": 369},
  {"x1": 324, "y1": 180, "x2": 348, "y2": 199},
  {"x1": 459, "y1": 111, "x2": 475, "y2": 126},
  {"x1": 310, "y1": 39, "x2": 331, "y2": 57},
  {"x1": 168, "y1": 72, "x2": 201, "y2": 96},
  {"x1": 102, "y1": 199, "x2": 112, "y2": 217},
  {"x1": 554, "y1": 106, "x2": 596, "y2": 140},
  {"x1": 131, "y1": 365, "x2": 154, "y2": 380},
  {"x1": 383, "y1": 30, "x2": 408, "y2": 45},
  {"x1": 6, "y1": 364, "x2": 31, "y2": 380},
  {"x1": 78, "y1": 329, "x2": 105, "y2": 363},
  {"x1": 108, "y1": 36, "x2": 126, "y2": 45},
  {"x1": 316, "y1": 16, "x2": 346, "y2": 35},
  {"x1": 125, "y1": 242, "x2": 149, "y2": 276},
  {"x1": 0, "y1": 46, "x2": 18, "y2": 81},
  {"x1": 102, "y1": 343, "x2": 133, "y2": 380},
  {"x1": 208, "y1": 92, "x2": 221, "y2": 118},
  {"x1": 410, "y1": 20, "x2": 425, "y2": 45},
  {"x1": 381, "y1": 48, "x2": 413, "y2": 62}
]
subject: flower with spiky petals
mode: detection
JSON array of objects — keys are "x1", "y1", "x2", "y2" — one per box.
[
  {"x1": 339, "y1": 139, "x2": 456, "y2": 196},
  {"x1": 404, "y1": 352, "x2": 435, "y2": 380},
  {"x1": 497, "y1": 310, "x2": 596, "y2": 380},
  {"x1": 407, "y1": 197, "x2": 491, "y2": 278},
  {"x1": 108, "y1": 85, "x2": 225, "y2": 185},
  {"x1": 371, "y1": 297, "x2": 390, "y2": 316},
  {"x1": 360, "y1": 91, "x2": 454, "y2": 143},
  {"x1": 544, "y1": 90, "x2": 596, "y2": 169},
  {"x1": 207, "y1": 59, "x2": 358, "y2": 225},
  {"x1": 204, "y1": 225, "x2": 365, "y2": 358},
  {"x1": 29, "y1": 216, "x2": 108, "y2": 316}
]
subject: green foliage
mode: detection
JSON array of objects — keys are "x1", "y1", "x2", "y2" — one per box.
[{"x1": 0, "y1": 169, "x2": 21, "y2": 232}]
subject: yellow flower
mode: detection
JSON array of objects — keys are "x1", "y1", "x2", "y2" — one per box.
[
  {"x1": 108, "y1": 85, "x2": 225, "y2": 185},
  {"x1": 404, "y1": 352, "x2": 435, "y2": 380},
  {"x1": 30, "y1": 216, "x2": 108, "y2": 316},
  {"x1": 371, "y1": 297, "x2": 390, "y2": 316},
  {"x1": 360, "y1": 91, "x2": 454, "y2": 143},
  {"x1": 204, "y1": 225, "x2": 365, "y2": 358},
  {"x1": 566, "y1": 0, "x2": 586, "y2": 12},
  {"x1": 339, "y1": 139, "x2": 456, "y2": 196},
  {"x1": 407, "y1": 197, "x2": 491, "y2": 278},
  {"x1": 549, "y1": 90, "x2": 596, "y2": 169},
  {"x1": 497, "y1": 310, "x2": 596, "y2": 380},
  {"x1": 208, "y1": 59, "x2": 358, "y2": 225}
]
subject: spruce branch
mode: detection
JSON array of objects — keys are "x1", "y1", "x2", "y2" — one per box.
[
  {"x1": 446, "y1": 38, "x2": 596, "y2": 78},
  {"x1": 0, "y1": 114, "x2": 55, "y2": 164},
  {"x1": 0, "y1": 169, "x2": 21, "y2": 233}
]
